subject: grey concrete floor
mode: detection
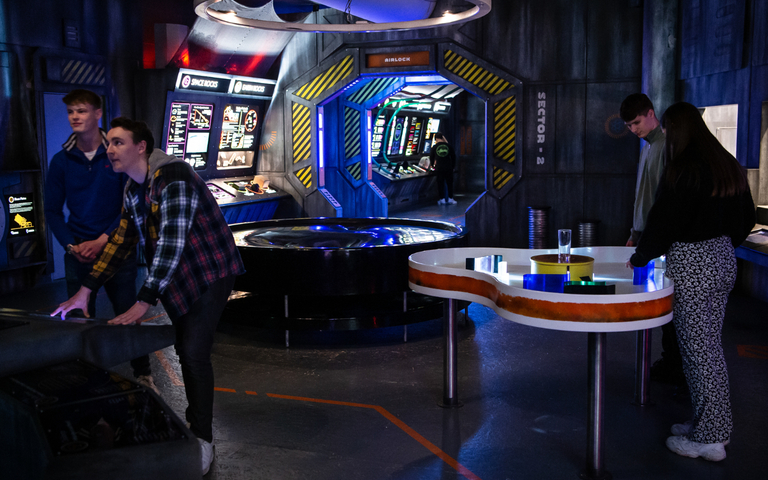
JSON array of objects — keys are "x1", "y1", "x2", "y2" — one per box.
[{"x1": 3, "y1": 194, "x2": 767, "y2": 479}]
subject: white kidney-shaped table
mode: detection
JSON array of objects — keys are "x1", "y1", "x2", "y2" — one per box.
[{"x1": 408, "y1": 246, "x2": 673, "y2": 480}]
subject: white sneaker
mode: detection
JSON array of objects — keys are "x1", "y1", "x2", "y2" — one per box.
[
  {"x1": 136, "y1": 375, "x2": 160, "y2": 395},
  {"x1": 437, "y1": 198, "x2": 447, "y2": 205},
  {"x1": 666, "y1": 435, "x2": 726, "y2": 461},
  {"x1": 671, "y1": 422, "x2": 729, "y2": 445},
  {"x1": 199, "y1": 438, "x2": 215, "y2": 475},
  {"x1": 447, "y1": 198, "x2": 457, "y2": 205}
]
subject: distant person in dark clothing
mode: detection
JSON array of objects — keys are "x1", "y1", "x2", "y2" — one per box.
[
  {"x1": 620, "y1": 93, "x2": 683, "y2": 386},
  {"x1": 629, "y1": 102, "x2": 755, "y2": 462},
  {"x1": 429, "y1": 133, "x2": 457, "y2": 205}
]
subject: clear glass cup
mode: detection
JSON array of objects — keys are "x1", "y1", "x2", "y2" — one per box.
[{"x1": 558, "y1": 229, "x2": 571, "y2": 263}]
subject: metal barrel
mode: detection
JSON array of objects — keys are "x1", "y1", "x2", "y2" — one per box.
[
  {"x1": 528, "y1": 206, "x2": 550, "y2": 249},
  {"x1": 577, "y1": 219, "x2": 600, "y2": 247}
]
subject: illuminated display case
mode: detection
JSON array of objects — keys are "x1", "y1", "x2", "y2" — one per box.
[
  {"x1": 421, "y1": 117, "x2": 441, "y2": 154},
  {"x1": 165, "y1": 103, "x2": 214, "y2": 171},
  {"x1": 371, "y1": 115, "x2": 388, "y2": 158},
  {"x1": 404, "y1": 116, "x2": 423, "y2": 156},
  {"x1": 217, "y1": 104, "x2": 259, "y2": 170}
]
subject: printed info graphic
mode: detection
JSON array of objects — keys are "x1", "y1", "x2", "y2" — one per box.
[{"x1": 7, "y1": 193, "x2": 36, "y2": 236}]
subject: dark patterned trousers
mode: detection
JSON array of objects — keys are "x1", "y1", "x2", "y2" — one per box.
[{"x1": 666, "y1": 236, "x2": 735, "y2": 443}]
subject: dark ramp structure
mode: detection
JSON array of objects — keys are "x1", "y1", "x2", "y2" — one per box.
[{"x1": 0, "y1": 309, "x2": 198, "y2": 480}]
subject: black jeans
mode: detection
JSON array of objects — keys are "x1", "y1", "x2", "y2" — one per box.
[
  {"x1": 436, "y1": 169, "x2": 454, "y2": 200},
  {"x1": 170, "y1": 275, "x2": 235, "y2": 443},
  {"x1": 64, "y1": 253, "x2": 150, "y2": 377}
]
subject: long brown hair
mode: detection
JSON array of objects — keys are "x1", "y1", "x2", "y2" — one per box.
[{"x1": 661, "y1": 102, "x2": 747, "y2": 197}]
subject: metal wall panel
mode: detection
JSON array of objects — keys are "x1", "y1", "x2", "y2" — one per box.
[
  {"x1": 753, "y1": 0, "x2": 768, "y2": 66},
  {"x1": 484, "y1": 0, "x2": 588, "y2": 81},
  {"x1": 586, "y1": 0, "x2": 643, "y2": 80},
  {"x1": 584, "y1": 82, "x2": 640, "y2": 176},
  {"x1": 584, "y1": 176, "x2": 637, "y2": 245},
  {"x1": 679, "y1": 68, "x2": 753, "y2": 165},
  {"x1": 554, "y1": 83, "x2": 586, "y2": 175},
  {"x1": 680, "y1": 0, "x2": 746, "y2": 79}
]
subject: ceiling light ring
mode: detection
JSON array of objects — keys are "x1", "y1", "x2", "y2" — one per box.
[{"x1": 194, "y1": 0, "x2": 492, "y2": 33}]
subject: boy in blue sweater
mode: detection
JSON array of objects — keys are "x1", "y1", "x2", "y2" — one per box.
[{"x1": 44, "y1": 89, "x2": 158, "y2": 393}]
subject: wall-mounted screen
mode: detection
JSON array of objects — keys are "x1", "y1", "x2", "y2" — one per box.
[
  {"x1": 186, "y1": 132, "x2": 210, "y2": 154},
  {"x1": 371, "y1": 115, "x2": 387, "y2": 158},
  {"x1": 207, "y1": 183, "x2": 235, "y2": 201},
  {"x1": 219, "y1": 104, "x2": 259, "y2": 151},
  {"x1": 6, "y1": 193, "x2": 36, "y2": 237},
  {"x1": 217, "y1": 151, "x2": 255, "y2": 170},
  {"x1": 404, "y1": 116, "x2": 423, "y2": 156},
  {"x1": 387, "y1": 116, "x2": 407, "y2": 156},
  {"x1": 421, "y1": 117, "x2": 441, "y2": 154},
  {"x1": 165, "y1": 102, "x2": 214, "y2": 171}
]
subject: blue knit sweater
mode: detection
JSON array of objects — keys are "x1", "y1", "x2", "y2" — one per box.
[{"x1": 44, "y1": 130, "x2": 128, "y2": 248}]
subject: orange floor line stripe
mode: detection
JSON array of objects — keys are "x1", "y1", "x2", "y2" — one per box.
[
  {"x1": 265, "y1": 393, "x2": 481, "y2": 480},
  {"x1": 266, "y1": 393, "x2": 378, "y2": 409},
  {"x1": 737, "y1": 345, "x2": 768, "y2": 359},
  {"x1": 155, "y1": 350, "x2": 184, "y2": 386},
  {"x1": 373, "y1": 406, "x2": 481, "y2": 480},
  {"x1": 245, "y1": 391, "x2": 258, "y2": 396},
  {"x1": 215, "y1": 387, "x2": 237, "y2": 393}
]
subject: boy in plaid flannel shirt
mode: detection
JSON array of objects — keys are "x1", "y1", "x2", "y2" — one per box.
[{"x1": 54, "y1": 117, "x2": 244, "y2": 475}]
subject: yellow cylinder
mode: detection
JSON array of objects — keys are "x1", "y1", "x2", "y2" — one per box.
[{"x1": 530, "y1": 254, "x2": 595, "y2": 281}]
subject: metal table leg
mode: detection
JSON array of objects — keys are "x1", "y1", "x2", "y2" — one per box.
[
  {"x1": 634, "y1": 329, "x2": 652, "y2": 405},
  {"x1": 581, "y1": 332, "x2": 611, "y2": 480},
  {"x1": 440, "y1": 299, "x2": 462, "y2": 408}
]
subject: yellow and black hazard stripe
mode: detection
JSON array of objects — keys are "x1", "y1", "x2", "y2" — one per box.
[
  {"x1": 443, "y1": 50, "x2": 511, "y2": 96},
  {"x1": 347, "y1": 77, "x2": 399, "y2": 105},
  {"x1": 493, "y1": 96, "x2": 516, "y2": 163},
  {"x1": 346, "y1": 162, "x2": 362, "y2": 181},
  {"x1": 295, "y1": 165, "x2": 313, "y2": 189},
  {"x1": 493, "y1": 165, "x2": 514, "y2": 191},
  {"x1": 295, "y1": 55, "x2": 354, "y2": 101},
  {"x1": 344, "y1": 107, "x2": 362, "y2": 159},
  {"x1": 292, "y1": 103, "x2": 311, "y2": 164},
  {"x1": 60, "y1": 59, "x2": 106, "y2": 85}
]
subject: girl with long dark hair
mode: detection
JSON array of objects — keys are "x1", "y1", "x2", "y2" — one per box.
[{"x1": 629, "y1": 101, "x2": 755, "y2": 461}]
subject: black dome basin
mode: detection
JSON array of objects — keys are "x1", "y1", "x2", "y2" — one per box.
[{"x1": 230, "y1": 217, "x2": 466, "y2": 297}]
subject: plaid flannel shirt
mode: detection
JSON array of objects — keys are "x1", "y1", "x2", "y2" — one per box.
[{"x1": 84, "y1": 157, "x2": 244, "y2": 318}]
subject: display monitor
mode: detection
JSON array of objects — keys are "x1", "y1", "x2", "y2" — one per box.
[
  {"x1": 421, "y1": 117, "x2": 441, "y2": 154},
  {"x1": 186, "y1": 132, "x2": 210, "y2": 154},
  {"x1": 5, "y1": 193, "x2": 36, "y2": 237},
  {"x1": 217, "y1": 151, "x2": 255, "y2": 170},
  {"x1": 219, "y1": 104, "x2": 259, "y2": 152},
  {"x1": 165, "y1": 102, "x2": 214, "y2": 171},
  {"x1": 371, "y1": 115, "x2": 387, "y2": 158},
  {"x1": 207, "y1": 183, "x2": 234, "y2": 201},
  {"x1": 404, "y1": 116, "x2": 424, "y2": 156},
  {"x1": 387, "y1": 116, "x2": 406, "y2": 156}
]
